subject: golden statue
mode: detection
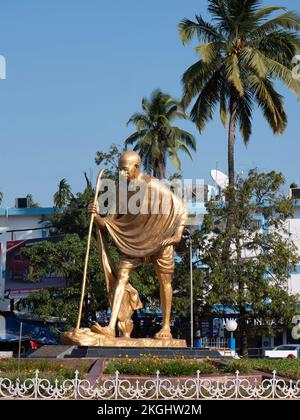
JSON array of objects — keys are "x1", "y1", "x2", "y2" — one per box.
[{"x1": 61, "y1": 151, "x2": 187, "y2": 347}]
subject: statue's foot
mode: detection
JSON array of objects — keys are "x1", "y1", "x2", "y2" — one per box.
[
  {"x1": 154, "y1": 326, "x2": 172, "y2": 340},
  {"x1": 90, "y1": 323, "x2": 115, "y2": 337}
]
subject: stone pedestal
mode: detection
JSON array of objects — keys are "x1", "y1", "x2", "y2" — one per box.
[{"x1": 60, "y1": 328, "x2": 187, "y2": 348}]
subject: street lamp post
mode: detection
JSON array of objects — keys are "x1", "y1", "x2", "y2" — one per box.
[
  {"x1": 0, "y1": 228, "x2": 8, "y2": 297},
  {"x1": 189, "y1": 234, "x2": 193, "y2": 349},
  {"x1": 225, "y1": 319, "x2": 238, "y2": 354},
  {"x1": 0, "y1": 227, "x2": 9, "y2": 311}
]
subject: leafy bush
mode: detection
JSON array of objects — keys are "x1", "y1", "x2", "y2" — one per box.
[{"x1": 221, "y1": 360, "x2": 252, "y2": 374}]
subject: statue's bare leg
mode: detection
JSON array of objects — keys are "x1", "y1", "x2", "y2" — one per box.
[
  {"x1": 91, "y1": 268, "x2": 130, "y2": 337},
  {"x1": 154, "y1": 271, "x2": 173, "y2": 339}
]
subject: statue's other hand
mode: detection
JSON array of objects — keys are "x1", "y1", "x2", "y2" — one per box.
[
  {"x1": 88, "y1": 202, "x2": 105, "y2": 229},
  {"x1": 88, "y1": 202, "x2": 99, "y2": 215},
  {"x1": 161, "y1": 236, "x2": 180, "y2": 247}
]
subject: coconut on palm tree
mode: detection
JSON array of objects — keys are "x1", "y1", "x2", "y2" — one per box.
[
  {"x1": 179, "y1": 0, "x2": 300, "y2": 187},
  {"x1": 125, "y1": 89, "x2": 196, "y2": 179},
  {"x1": 53, "y1": 178, "x2": 73, "y2": 208}
]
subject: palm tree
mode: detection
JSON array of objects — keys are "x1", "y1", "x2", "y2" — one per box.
[
  {"x1": 26, "y1": 194, "x2": 39, "y2": 208},
  {"x1": 179, "y1": 0, "x2": 300, "y2": 187},
  {"x1": 53, "y1": 178, "x2": 73, "y2": 208},
  {"x1": 125, "y1": 89, "x2": 196, "y2": 179},
  {"x1": 0, "y1": 192, "x2": 3, "y2": 206}
]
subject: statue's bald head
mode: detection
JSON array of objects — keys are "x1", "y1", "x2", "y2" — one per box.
[
  {"x1": 119, "y1": 150, "x2": 141, "y2": 180},
  {"x1": 119, "y1": 150, "x2": 141, "y2": 167}
]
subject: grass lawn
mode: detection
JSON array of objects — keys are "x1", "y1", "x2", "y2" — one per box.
[
  {"x1": 0, "y1": 359, "x2": 93, "y2": 382},
  {"x1": 222, "y1": 358, "x2": 300, "y2": 380}
]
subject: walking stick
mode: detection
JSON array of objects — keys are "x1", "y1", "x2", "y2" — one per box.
[{"x1": 75, "y1": 168, "x2": 105, "y2": 331}]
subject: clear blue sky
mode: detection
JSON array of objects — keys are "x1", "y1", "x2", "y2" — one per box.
[{"x1": 0, "y1": 0, "x2": 299, "y2": 207}]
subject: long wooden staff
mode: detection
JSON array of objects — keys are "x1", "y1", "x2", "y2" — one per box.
[{"x1": 75, "y1": 168, "x2": 105, "y2": 331}]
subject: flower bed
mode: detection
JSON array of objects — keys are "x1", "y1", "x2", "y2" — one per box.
[
  {"x1": 103, "y1": 355, "x2": 300, "y2": 382},
  {"x1": 103, "y1": 354, "x2": 218, "y2": 377}
]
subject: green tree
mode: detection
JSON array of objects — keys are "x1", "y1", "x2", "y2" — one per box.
[
  {"x1": 199, "y1": 169, "x2": 299, "y2": 356},
  {"x1": 95, "y1": 144, "x2": 122, "y2": 180},
  {"x1": 0, "y1": 192, "x2": 3, "y2": 206},
  {"x1": 179, "y1": 0, "x2": 300, "y2": 187},
  {"x1": 125, "y1": 89, "x2": 196, "y2": 179},
  {"x1": 53, "y1": 178, "x2": 73, "y2": 208},
  {"x1": 21, "y1": 234, "x2": 108, "y2": 328}
]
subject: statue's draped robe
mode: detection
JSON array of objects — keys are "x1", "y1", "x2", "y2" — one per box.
[{"x1": 96, "y1": 174, "x2": 187, "y2": 323}]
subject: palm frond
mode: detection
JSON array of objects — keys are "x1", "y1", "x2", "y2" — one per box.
[
  {"x1": 207, "y1": 0, "x2": 230, "y2": 27},
  {"x1": 195, "y1": 42, "x2": 224, "y2": 63},
  {"x1": 239, "y1": 46, "x2": 268, "y2": 78},
  {"x1": 255, "y1": 31, "x2": 300, "y2": 65},
  {"x1": 127, "y1": 113, "x2": 151, "y2": 128},
  {"x1": 253, "y1": 6, "x2": 287, "y2": 23},
  {"x1": 249, "y1": 75, "x2": 287, "y2": 133},
  {"x1": 124, "y1": 130, "x2": 147, "y2": 146},
  {"x1": 141, "y1": 97, "x2": 150, "y2": 113},
  {"x1": 219, "y1": 82, "x2": 228, "y2": 128},
  {"x1": 181, "y1": 59, "x2": 220, "y2": 108},
  {"x1": 228, "y1": 0, "x2": 261, "y2": 34},
  {"x1": 172, "y1": 127, "x2": 197, "y2": 151},
  {"x1": 189, "y1": 70, "x2": 222, "y2": 132},
  {"x1": 174, "y1": 140, "x2": 194, "y2": 160},
  {"x1": 236, "y1": 89, "x2": 254, "y2": 145},
  {"x1": 224, "y1": 54, "x2": 244, "y2": 95},
  {"x1": 178, "y1": 15, "x2": 222, "y2": 45},
  {"x1": 261, "y1": 54, "x2": 300, "y2": 96},
  {"x1": 168, "y1": 150, "x2": 181, "y2": 171},
  {"x1": 254, "y1": 11, "x2": 300, "y2": 34},
  {"x1": 165, "y1": 105, "x2": 187, "y2": 122}
]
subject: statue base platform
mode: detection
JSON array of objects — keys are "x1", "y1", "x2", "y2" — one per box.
[
  {"x1": 60, "y1": 328, "x2": 187, "y2": 348},
  {"x1": 28, "y1": 345, "x2": 223, "y2": 359}
]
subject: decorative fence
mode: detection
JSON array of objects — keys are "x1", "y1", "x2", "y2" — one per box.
[{"x1": 0, "y1": 370, "x2": 300, "y2": 399}]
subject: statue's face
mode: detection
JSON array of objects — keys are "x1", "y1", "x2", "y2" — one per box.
[{"x1": 119, "y1": 159, "x2": 139, "y2": 181}]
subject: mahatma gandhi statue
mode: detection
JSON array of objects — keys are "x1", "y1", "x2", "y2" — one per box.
[{"x1": 88, "y1": 150, "x2": 187, "y2": 340}]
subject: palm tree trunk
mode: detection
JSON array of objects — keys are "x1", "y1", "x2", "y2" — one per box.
[
  {"x1": 156, "y1": 152, "x2": 166, "y2": 179},
  {"x1": 225, "y1": 94, "x2": 239, "y2": 237},
  {"x1": 227, "y1": 96, "x2": 238, "y2": 187}
]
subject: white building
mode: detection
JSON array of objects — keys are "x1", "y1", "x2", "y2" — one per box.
[
  {"x1": 0, "y1": 207, "x2": 65, "y2": 310},
  {"x1": 288, "y1": 200, "x2": 300, "y2": 295}
]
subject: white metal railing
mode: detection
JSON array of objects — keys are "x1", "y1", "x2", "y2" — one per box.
[
  {"x1": 0, "y1": 370, "x2": 299, "y2": 399},
  {"x1": 201, "y1": 337, "x2": 228, "y2": 348}
]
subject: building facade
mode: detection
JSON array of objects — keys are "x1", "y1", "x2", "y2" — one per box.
[{"x1": 0, "y1": 207, "x2": 66, "y2": 310}]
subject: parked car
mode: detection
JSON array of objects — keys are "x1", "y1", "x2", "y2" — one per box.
[{"x1": 264, "y1": 344, "x2": 300, "y2": 358}]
